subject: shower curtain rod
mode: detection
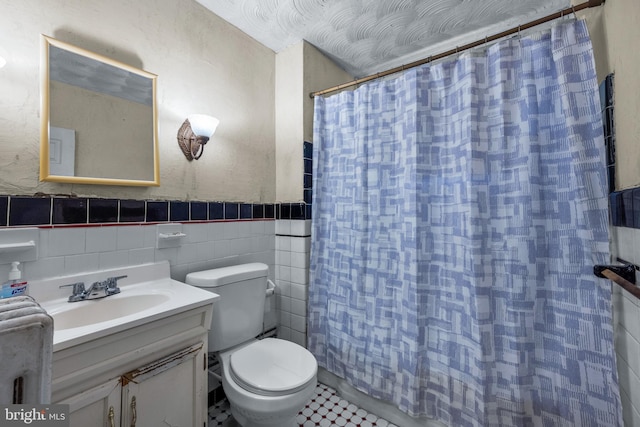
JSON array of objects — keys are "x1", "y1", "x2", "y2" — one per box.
[{"x1": 310, "y1": 0, "x2": 605, "y2": 98}]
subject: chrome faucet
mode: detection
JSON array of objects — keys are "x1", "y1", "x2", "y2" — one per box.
[{"x1": 60, "y1": 275, "x2": 127, "y2": 302}]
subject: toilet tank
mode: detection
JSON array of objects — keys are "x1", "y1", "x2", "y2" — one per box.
[{"x1": 185, "y1": 263, "x2": 268, "y2": 352}]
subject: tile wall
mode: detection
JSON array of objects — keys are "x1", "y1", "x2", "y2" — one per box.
[
  {"x1": 0, "y1": 140, "x2": 314, "y2": 345},
  {"x1": 275, "y1": 141, "x2": 313, "y2": 347},
  {"x1": 0, "y1": 215, "x2": 279, "y2": 330},
  {"x1": 599, "y1": 73, "x2": 640, "y2": 426}
]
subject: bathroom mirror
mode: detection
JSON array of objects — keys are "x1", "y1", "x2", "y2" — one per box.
[{"x1": 40, "y1": 35, "x2": 160, "y2": 186}]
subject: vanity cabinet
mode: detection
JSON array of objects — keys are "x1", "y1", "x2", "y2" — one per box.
[
  {"x1": 60, "y1": 343, "x2": 206, "y2": 427},
  {"x1": 120, "y1": 343, "x2": 206, "y2": 427},
  {"x1": 51, "y1": 304, "x2": 212, "y2": 427},
  {"x1": 61, "y1": 377, "x2": 121, "y2": 427}
]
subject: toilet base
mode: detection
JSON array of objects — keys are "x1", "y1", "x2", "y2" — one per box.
[{"x1": 231, "y1": 406, "x2": 297, "y2": 427}]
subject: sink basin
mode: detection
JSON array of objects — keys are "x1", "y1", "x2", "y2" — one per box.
[
  {"x1": 48, "y1": 293, "x2": 171, "y2": 330},
  {"x1": 32, "y1": 261, "x2": 218, "y2": 351}
]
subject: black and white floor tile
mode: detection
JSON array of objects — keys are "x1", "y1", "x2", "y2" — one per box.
[{"x1": 208, "y1": 383, "x2": 398, "y2": 427}]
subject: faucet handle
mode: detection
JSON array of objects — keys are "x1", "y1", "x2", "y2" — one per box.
[
  {"x1": 105, "y1": 275, "x2": 127, "y2": 294},
  {"x1": 60, "y1": 282, "x2": 86, "y2": 302},
  {"x1": 60, "y1": 282, "x2": 85, "y2": 294}
]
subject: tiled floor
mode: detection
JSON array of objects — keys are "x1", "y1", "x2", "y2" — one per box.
[{"x1": 208, "y1": 383, "x2": 398, "y2": 427}]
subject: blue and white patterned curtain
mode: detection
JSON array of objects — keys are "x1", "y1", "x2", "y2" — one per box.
[{"x1": 309, "y1": 20, "x2": 621, "y2": 426}]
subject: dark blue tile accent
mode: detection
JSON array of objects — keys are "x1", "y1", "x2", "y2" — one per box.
[
  {"x1": 170, "y1": 201, "x2": 189, "y2": 221},
  {"x1": 89, "y1": 199, "x2": 118, "y2": 223},
  {"x1": 280, "y1": 203, "x2": 290, "y2": 220},
  {"x1": 634, "y1": 189, "x2": 640, "y2": 229},
  {"x1": 240, "y1": 204, "x2": 252, "y2": 219},
  {"x1": 291, "y1": 203, "x2": 305, "y2": 220},
  {"x1": 303, "y1": 141, "x2": 312, "y2": 159},
  {"x1": 53, "y1": 198, "x2": 87, "y2": 224},
  {"x1": 306, "y1": 204, "x2": 312, "y2": 219},
  {"x1": 146, "y1": 201, "x2": 168, "y2": 222},
  {"x1": 600, "y1": 74, "x2": 615, "y2": 194},
  {"x1": 610, "y1": 192, "x2": 623, "y2": 227},
  {"x1": 191, "y1": 202, "x2": 207, "y2": 220},
  {"x1": 623, "y1": 191, "x2": 634, "y2": 228},
  {"x1": 0, "y1": 196, "x2": 7, "y2": 226},
  {"x1": 9, "y1": 197, "x2": 51, "y2": 226},
  {"x1": 304, "y1": 189, "x2": 312, "y2": 205},
  {"x1": 209, "y1": 202, "x2": 224, "y2": 220},
  {"x1": 224, "y1": 203, "x2": 239, "y2": 220},
  {"x1": 120, "y1": 200, "x2": 145, "y2": 222},
  {"x1": 304, "y1": 159, "x2": 312, "y2": 175},
  {"x1": 264, "y1": 204, "x2": 275, "y2": 219},
  {"x1": 252, "y1": 204, "x2": 264, "y2": 219},
  {"x1": 304, "y1": 174, "x2": 312, "y2": 189}
]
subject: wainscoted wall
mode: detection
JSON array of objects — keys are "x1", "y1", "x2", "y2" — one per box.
[
  {"x1": 275, "y1": 141, "x2": 313, "y2": 347},
  {"x1": 275, "y1": 219, "x2": 311, "y2": 347},
  {"x1": 0, "y1": 197, "x2": 313, "y2": 334},
  {"x1": 601, "y1": 69, "x2": 640, "y2": 425},
  {"x1": 611, "y1": 228, "x2": 640, "y2": 426}
]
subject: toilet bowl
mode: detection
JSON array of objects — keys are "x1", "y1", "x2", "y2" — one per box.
[
  {"x1": 219, "y1": 338, "x2": 317, "y2": 427},
  {"x1": 185, "y1": 263, "x2": 318, "y2": 427}
]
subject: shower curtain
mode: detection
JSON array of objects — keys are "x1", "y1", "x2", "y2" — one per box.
[{"x1": 309, "y1": 20, "x2": 621, "y2": 427}]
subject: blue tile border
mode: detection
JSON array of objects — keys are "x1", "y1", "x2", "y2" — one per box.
[{"x1": 0, "y1": 195, "x2": 297, "y2": 228}]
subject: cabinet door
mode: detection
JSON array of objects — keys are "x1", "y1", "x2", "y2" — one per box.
[
  {"x1": 121, "y1": 343, "x2": 206, "y2": 427},
  {"x1": 59, "y1": 377, "x2": 121, "y2": 427}
]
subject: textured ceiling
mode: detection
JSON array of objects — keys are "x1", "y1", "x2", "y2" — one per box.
[{"x1": 196, "y1": 0, "x2": 570, "y2": 77}]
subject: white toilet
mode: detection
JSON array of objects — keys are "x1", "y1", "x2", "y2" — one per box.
[{"x1": 186, "y1": 263, "x2": 317, "y2": 427}]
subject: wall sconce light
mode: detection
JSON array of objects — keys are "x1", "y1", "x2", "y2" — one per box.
[{"x1": 177, "y1": 114, "x2": 219, "y2": 161}]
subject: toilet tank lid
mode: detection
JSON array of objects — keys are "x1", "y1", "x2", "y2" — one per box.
[{"x1": 185, "y1": 263, "x2": 268, "y2": 288}]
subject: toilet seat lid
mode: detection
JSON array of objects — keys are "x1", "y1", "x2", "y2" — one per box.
[{"x1": 230, "y1": 338, "x2": 317, "y2": 396}]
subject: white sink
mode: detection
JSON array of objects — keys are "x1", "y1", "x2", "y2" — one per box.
[
  {"x1": 32, "y1": 262, "x2": 218, "y2": 351},
  {"x1": 47, "y1": 293, "x2": 171, "y2": 330}
]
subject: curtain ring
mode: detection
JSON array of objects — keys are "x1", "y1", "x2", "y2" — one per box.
[
  {"x1": 518, "y1": 25, "x2": 521, "y2": 38},
  {"x1": 572, "y1": 6, "x2": 577, "y2": 16}
]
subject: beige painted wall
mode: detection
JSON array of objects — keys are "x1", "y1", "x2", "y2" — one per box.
[
  {"x1": 275, "y1": 41, "x2": 351, "y2": 202},
  {"x1": 0, "y1": 0, "x2": 275, "y2": 202}
]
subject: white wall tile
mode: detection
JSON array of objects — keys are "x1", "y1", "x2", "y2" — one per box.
[
  {"x1": 291, "y1": 236, "x2": 310, "y2": 253},
  {"x1": 129, "y1": 247, "x2": 155, "y2": 265},
  {"x1": 291, "y1": 298, "x2": 307, "y2": 317},
  {"x1": 278, "y1": 265, "x2": 291, "y2": 282},
  {"x1": 290, "y1": 330, "x2": 306, "y2": 347},
  {"x1": 116, "y1": 226, "x2": 146, "y2": 250},
  {"x1": 613, "y1": 225, "x2": 640, "y2": 422},
  {"x1": 291, "y1": 251, "x2": 309, "y2": 269},
  {"x1": 47, "y1": 228, "x2": 86, "y2": 256},
  {"x1": 99, "y1": 250, "x2": 130, "y2": 269},
  {"x1": 24, "y1": 256, "x2": 65, "y2": 281},
  {"x1": 275, "y1": 220, "x2": 291, "y2": 235},
  {"x1": 290, "y1": 220, "x2": 309, "y2": 237},
  {"x1": 64, "y1": 253, "x2": 100, "y2": 274},
  {"x1": 290, "y1": 266, "x2": 308, "y2": 285},
  {"x1": 291, "y1": 283, "x2": 308, "y2": 301},
  {"x1": 86, "y1": 227, "x2": 117, "y2": 253},
  {"x1": 276, "y1": 235, "x2": 291, "y2": 251}
]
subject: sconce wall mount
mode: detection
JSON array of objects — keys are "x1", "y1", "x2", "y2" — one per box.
[{"x1": 177, "y1": 115, "x2": 219, "y2": 161}]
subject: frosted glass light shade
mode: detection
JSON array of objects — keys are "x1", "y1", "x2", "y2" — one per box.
[
  {"x1": 188, "y1": 114, "x2": 219, "y2": 138},
  {"x1": 0, "y1": 56, "x2": 6, "y2": 69}
]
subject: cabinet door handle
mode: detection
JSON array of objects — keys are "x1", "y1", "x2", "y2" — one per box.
[
  {"x1": 108, "y1": 406, "x2": 115, "y2": 427},
  {"x1": 130, "y1": 396, "x2": 137, "y2": 427}
]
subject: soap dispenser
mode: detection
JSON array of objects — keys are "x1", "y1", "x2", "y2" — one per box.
[{"x1": 0, "y1": 261, "x2": 28, "y2": 298}]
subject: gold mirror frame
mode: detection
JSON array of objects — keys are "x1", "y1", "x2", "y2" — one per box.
[{"x1": 40, "y1": 35, "x2": 160, "y2": 186}]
